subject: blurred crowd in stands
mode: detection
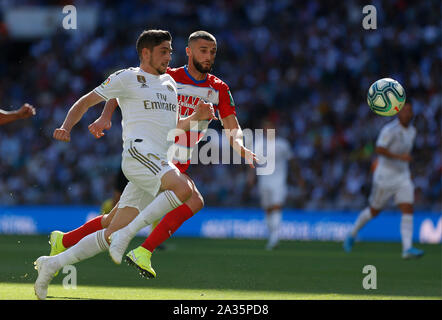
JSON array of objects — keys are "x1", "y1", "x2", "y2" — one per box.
[{"x1": 0, "y1": 0, "x2": 440, "y2": 211}]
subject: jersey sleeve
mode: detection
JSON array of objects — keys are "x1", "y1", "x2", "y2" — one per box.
[
  {"x1": 217, "y1": 83, "x2": 237, "y2": 119},
  {"x1": 94, "y1": 70, "x2": 126, "y2": 101},
  {"x1": 376, "y1": 125, "x2": 394, "y2": 148}
]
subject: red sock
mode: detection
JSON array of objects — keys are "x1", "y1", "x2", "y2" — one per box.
[
  {"x1": 141, "y1": 203, "x2": 194, "y2": 253},
  {"x1": 62, "y1": 215, "x2": 104, "y2": 248}
]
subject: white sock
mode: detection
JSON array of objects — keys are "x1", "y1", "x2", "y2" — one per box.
[
  {"x1": 401, "y1": 214, "x2": 413, "y2": 252},
  {"x1": 123, "y1": 190, "x2": 182, "y2": 238},
  {"x1": 52, "y1": 230, "x2": 109, "y2": 270},
  {"x1": 351, "y1": 207, "x2": 373, "y2": 237}
]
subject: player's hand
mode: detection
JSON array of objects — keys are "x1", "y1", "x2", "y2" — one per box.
[
  {"x1": 194, "y1": 101, "x2": 218, "y2": 121},
  {"x1": 16, "y1": 103, "x2": 36, "y2": 119},
  {"x1": 398, "y1": 153, "x2": 412, "y2": 162},
  {"x1": 88, "y1": 117, "x2": 112, "y2": 139},
  {"x1": 241, "y1": 147, "x2": 259, "y2": 168},
  {"x1": 53, "y1": 127, "x2": 71, "y2": 142}
]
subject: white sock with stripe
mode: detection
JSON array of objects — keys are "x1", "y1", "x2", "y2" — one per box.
[
  {"x1": 52, "y1": 230, "x2": 109, "y2": 270},
  {"x1": 401, "y1": 214, "x2": 413, "y2": 252},
  {"x1": 351, "y1": 207, "x2": 373, "y2": 237},
  {"x1": 122, "y1": 190, "x2": 182, "y2": 239}
]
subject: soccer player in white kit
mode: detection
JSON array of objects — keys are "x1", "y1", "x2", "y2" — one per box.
[
  {"x1": 250, "y1": 119, "x2": 293, "y2": 250},
  {"x1": 344, "y1": 103, "x2": 424, "y2": 259},
  {"x1": 34, "y1": 30, "x2": 217, "y2": 299}
]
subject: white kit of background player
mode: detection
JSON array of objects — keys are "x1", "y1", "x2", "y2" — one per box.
[{"x1": 344, "y1": 103, "x2": 424, "y2": 259}]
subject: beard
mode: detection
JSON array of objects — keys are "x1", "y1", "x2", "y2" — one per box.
[
  {"x1": 193, "y1": 57, "x2": 212, "y2": 74},
  {"x1": 149, "y1": 55, "x2": 167, "y2": 75}
]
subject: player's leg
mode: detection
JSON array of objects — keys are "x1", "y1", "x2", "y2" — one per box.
[
  {"x1": 109, "y1": 166, "x2": 192, "y2": 264},
  {"x1": 260, "y1": 185, "x2": 285, "y2": 250},
  {"x1": 34, "y1": 183, "x2": 142, "y2": 299},
  {"x1": 395, "y1": 180, "x2": 424, "y2": 259},
  {"x1": 140, "y1": 174, "x2": 202, "y2": 252},
  {"x1": 49, "y1": 204, "x2": 117, "y2": 258},
  {"x1": 265, "y1": 204, "x2": 283, "y2": 250},
  {"x1": 259, "y1": 186, "x2": 272, "y2": 249},
  {"x1": 126, "y1": 175, "x2": 203, "y2": 278},
  {"x1": 48, "y1": 169, "x2": 126, "y2": 254},
  {"x1": 344, "y1": 182, "x2": 387, "y2": 252}
]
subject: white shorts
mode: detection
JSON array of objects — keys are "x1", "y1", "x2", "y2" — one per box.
[
  {"x1": 118, "y1": 139, "x2": 177, "y2": 211},
  {"x1": 369, "y1": 178, "x2": 414, "y2": 210},
  {"x1": 118, "y1": 181, "x2": 155, "y2": 211},
  {"x1": 258, "y1": 184, "x2": 287, "y2": 209}
]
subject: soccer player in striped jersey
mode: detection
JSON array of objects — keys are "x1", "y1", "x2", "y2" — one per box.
[
  {"x1": 34, "y1": 29, "x2": 218, "y2": 299},
  {"x1": 344, "y1": 103, "x2": 424, "y2": 259},
  {"x1": 48, "y1": 31, "x2": 257, "y2": 279}
]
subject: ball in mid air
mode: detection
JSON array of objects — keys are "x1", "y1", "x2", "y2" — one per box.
[{"x1": 367, "y1": 78, "x2": 406, "y2": 116}]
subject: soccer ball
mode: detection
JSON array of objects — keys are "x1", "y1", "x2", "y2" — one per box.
[{"x1": 367, "y1": 78, "x2": 406, "y2": 116}]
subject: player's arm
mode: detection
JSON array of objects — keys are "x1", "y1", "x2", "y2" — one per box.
[
  {"x1": 375, "y1": 146, "x2": 412, "y2": 162},
  {"x1": 88, "y1": 98, "x2": 119, "y2": 139},
  {"x1": 0, "y1": 103, "x2": 36, "y2": 125},
  {"x1": 53, "y1": 91, "x2": 104, "y2": 142},
  {"x1": 222, "y1": 114, "x2": 258, "y2": 168},
  {"x1": 176, "y1": 100, "x2": 218, "y2": 131}
]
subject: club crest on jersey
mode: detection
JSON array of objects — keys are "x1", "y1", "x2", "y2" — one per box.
[
  {"x1": 166, "y1": 84, "x2": 175, "y2": 92},
  {"x1": 137, "y1": 75, "x2": 148, "y2": 88},
  {"x1": 207, "y1": 90, "x2": 214, "y2": 99}
]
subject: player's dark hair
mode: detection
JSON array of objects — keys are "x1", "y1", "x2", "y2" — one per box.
[
  {"x1": 136, "y1": 29, "x2": 172, "y2": 60},
  {"x1": 188, "y1": 31, "x2": 217, "y2": 46}
]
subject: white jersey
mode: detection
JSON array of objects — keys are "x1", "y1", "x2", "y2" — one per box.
[
  {"x1": 254, "y1": 135, "x2": 293, "y2": 187},
  {"x1": 374, "y1": 119, "x2": 416, "y2": 186},
  {"x1": 94, "y1": 67, "x2": 178, "y2": 158}
]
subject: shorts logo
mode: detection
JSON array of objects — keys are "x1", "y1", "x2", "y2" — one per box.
[{"x1": 161, "y1": 160, "x2": 168, "y2": 167}]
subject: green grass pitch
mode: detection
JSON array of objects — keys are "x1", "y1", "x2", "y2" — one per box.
[{"x1": 0, "y1": 235, "x2": 440, "y2": 300}]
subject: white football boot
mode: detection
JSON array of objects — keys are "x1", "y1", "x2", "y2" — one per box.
[{"x1": 34, "y1": 256, "x2": 59, "y2": 300}]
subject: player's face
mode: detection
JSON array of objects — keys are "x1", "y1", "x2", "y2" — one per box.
[
  {"x1": 398, "y1": 103, "x2": 413, "y2": 125},
  {"x1": 188, "y1": 39, "x2": 217, "y2": 74},
  {"x1": 147, "y1": 40, "x2": 172, "y2": 75}
]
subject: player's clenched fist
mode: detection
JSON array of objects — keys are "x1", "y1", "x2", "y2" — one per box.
[
  {"x1": 17, "y1": 103, "x2": 36, "y2": 119},
  {"x1": 88, "y1": 117, "x2": 112, "y2": 139},
  {"x1": 195, "y1": 100, "x2": 218, "y2": 121},
  {"x1": 53, "y1": 128, "x2": 71, "y2": 142}
]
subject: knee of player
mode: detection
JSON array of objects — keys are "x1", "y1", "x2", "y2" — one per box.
[
  {"x1": 174, "y1": 181, "x2": 192, "y2": 203},
  {"x1": 192, "y1": 190, "x2": 204, "y2": 211},
  {"x1": 101, "y1": 214, "x2": 111, "y2": 228}
]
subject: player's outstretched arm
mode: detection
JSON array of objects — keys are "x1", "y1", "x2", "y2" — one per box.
[
  {"x1": 222, "y1": 114, "x2": 258, "y2": 168},
  {"x1": 177, "y1": 100, "x2": 218, "y2": 131},
  {"x1": 0, "y1": 103, "x2": 36, "y2": 126},
  {"x1": 88, "y1": 98, "x2": 118, "y2": 139},
  {"x1": 53, "y1": 91, "x2": 104, "y2": 142}
]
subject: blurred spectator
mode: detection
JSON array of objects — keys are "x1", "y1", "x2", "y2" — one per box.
[{"x1": 0, "y1": 0, "x2": 440, "y2": 212}]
